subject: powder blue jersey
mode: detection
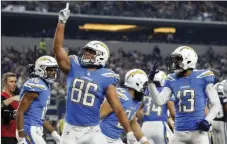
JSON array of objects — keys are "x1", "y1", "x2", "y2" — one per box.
[
  {"x1": 19, "y1": 77, "x2": 50, "y2": 127},
  {"x1": 165, "y1": 69, "x2": 215, "y2": 131},
  {"x1": 143, "y1": 87, "x2": 169, "y2": 122},
  {"x1": 65, "y1": 55, "x2": 119, "y2": 126},
  {"x1": 100, "y1": 88, "x2": 141, "y2": 139}
]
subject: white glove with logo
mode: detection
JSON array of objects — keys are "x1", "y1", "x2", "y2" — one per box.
[
  {"x1": 127, "y1": 131, "x2": 138, "y2": 144},
  {"x1": 59, "y1": 3, "x2": 70, "y2": 24},
  {"x1": 17, "y1": 137, "x2": 27, "y2": 144},
  {"x1": 51, "y1": 131, "x2": 61, "y2": 144}
]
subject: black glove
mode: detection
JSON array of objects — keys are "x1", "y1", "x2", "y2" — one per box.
[
  {"x1": 197, "y1": 119, "x2": 211, "y2": 132},
  {"x1": 148, "y1": 61, "x2": 159, "y2": 82}
]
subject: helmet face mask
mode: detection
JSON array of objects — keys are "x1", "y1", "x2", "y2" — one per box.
[
  {"x1": 44, "y1": 66, "x2": 59, "y2": 83},
  {"x1": 170, "y1": 54, "x2": 184, "y2": 73},
  {"x1": 81, "y1": 41, "x2": 109, "y2": 68},
  {"x1": 34, "y1": 56, "x2": 59, "y2": 83},
  {"x1": 168, "y1": 46, "x2": 198, "y2": 74}
]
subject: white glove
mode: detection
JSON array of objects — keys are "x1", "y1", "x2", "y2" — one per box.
[
  {"x1": 17, "y1": 137, "x2": 27, "y2": 144},
  {"x1": 51, "y1": 131, "x2": 61, "y2": 144},
  {"x1": 127, "y1": 131, "x2": 138, "y2": 144},
  {"x1": 59, "y1": 3, "x2": 70, "y2": 24}
]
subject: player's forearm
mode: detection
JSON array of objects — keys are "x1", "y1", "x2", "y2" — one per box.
[
  {"x1": 43, "y1": 120, "x2": 55, "y2": 133},
  {"x1": 53, "y1": 23, "x2": 65, "y2": 53},
  {"x1": 131, "y1": 119, "x2": 145, "y2": 141},
  {"x1": 148, "y1": 83, "x2": 172, "y2": 105},
  {"x1": 115, "y1": 108, "x2": 132, "y2": 133},
  {"x1": 16, "y1": 111, "x2": 25, "y2": 137},
  {"x1": 205, "y1": 83, "x2": 222, "y2": 122},
  {"x1": 3, "y1": 97, "x2": 15, "y2": 106}
]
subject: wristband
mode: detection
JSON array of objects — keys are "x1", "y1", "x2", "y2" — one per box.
[
  {"x1": 18, "y1": 129, "x2": 24, "y2": 132},
  {"x1": 139, "y1": 136, "x2": 148, "y2": 143}
]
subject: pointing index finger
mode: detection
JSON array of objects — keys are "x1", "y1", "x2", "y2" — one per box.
[{"x1": 66, "y1": 3, "x2": 69, "y2": 10}]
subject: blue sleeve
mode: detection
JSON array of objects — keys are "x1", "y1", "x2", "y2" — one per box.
[
  {"x1": 23, "y1": 78, "x2": 47, "y2": 93},
  {"x1": 164, "y1": 79, "x2": 171, "y2": 89},
  {"x1": 69, "y1": 55, "x2": 81, "y2": 68},
  {"x1": 169, "y1": 94, "x2": 176, "y2": 102},
  {"x1": 202, "y1": 70, "x2": 215, "y2": 86},
  {"x1": 102, "y1": 70, "x2": 120, "y2": 89}
]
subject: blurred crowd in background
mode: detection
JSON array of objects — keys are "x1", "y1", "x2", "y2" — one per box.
[
  {"x1": 1, "y1": 1, "x2": 227, "y2": 143},
  {"x1": 2, "y1": 44, "x2": 227, "y2": 99},
  {"x1": 2, "y1": 1, "x2": 227, "y2": 21}
]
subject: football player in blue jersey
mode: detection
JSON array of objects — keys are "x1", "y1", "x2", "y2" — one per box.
[
  {"x1": 53, "y1": 3, "x2": 137, "y2": 144},
  {"x1": 139, "y1": 70, "x2": 174, "y2": 144},
  {"x1": 210, "y1": 80, "x2": 227, "y2": 144},
  {"x1": 147, "y1": 46, "x2": 222, "y2": 144},
  {"x1": 96, "y1": 69, "x2": 149, "y2": 144},
  {"x1": 16, "y1": 56, "x2": 61, "y2": 144}
]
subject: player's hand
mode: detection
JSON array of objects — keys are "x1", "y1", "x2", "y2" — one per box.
[
  {"x1": 197, "y1": 119, "x2": 212, "y2": 132},
  {"x1": 126, "y1": 131, "x2": 138, "y2": 144},
  {"x1": 17, "y1": 137, "x2": 27, "y2": 144},
  {"x1": 51, "y1": 131, "x2": 61, "y2": 144},
  {"x1": 13, "y1": 95, "x2": 20, "y2": 102},
  {"x1": 148, "y1": 61, "x2": 159, "y2": 82},
  {"x1": 59, "y1": 3, "x2": 70, "y2": 24}
]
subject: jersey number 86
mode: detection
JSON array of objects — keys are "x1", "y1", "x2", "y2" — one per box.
[{"x1": 70, "y1": 78, "x2": 98, "y2": 107}]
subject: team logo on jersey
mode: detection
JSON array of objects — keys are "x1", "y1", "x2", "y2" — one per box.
[{"x1": 180, "y1": 85, "x2": 190, "y2": 89}]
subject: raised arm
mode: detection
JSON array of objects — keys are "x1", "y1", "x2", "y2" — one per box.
[
  {"x1": 147, "y1": 62, "x2": 172, "y2": 106},
  {"x1": 148, "y1": 83, "x2": 172, "y2": 106},
  {"x1": 53, "y1": 3, "x2": 70, "y2": 74}
]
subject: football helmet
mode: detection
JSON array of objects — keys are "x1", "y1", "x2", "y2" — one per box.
[
  {"x1": 81, "y1": 41, "x2": 110, "y2": 67},
  {"x1": 124, "y1": 69, "x2": 148, "y2": 94},
  {"x1": 215, "y1": 80, "x2": 227, "y2": 96},
  {"x1": 34, "y1": 56, "x2": 59, "y2": 83},
  {"x1": 153, "y1": 70, "x2": 167, "y2": 87},
  {"x1": 170, "y1": 46, "x2": 198, "y2": 73}
]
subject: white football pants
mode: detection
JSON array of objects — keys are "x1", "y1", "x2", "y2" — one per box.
[
  {"x1": 142, "y1": 121, "x2": 173, "y2": 144},
  {"x1": 60, "y1": 121, "x2": 99, "y2": 144},
  {"x1": 16, "y1": 126, "x2": 46, "y2": 144}
]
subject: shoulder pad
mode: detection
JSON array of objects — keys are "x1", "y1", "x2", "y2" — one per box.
[
  {"x1": 69, "y1": 55, "x2": 81, "y2": 66},
  {"x1": 117, "y1": 88, "x2": 129, "y2": 100},
  {"x1": 166, "y1": 74, "x2": 176, "y2": 81},
  {"x1": 102, "y1": 71, "x2": 120, "y2": 81},
  {"x1": 24, "y1": 78, "x2": 47, "y2": 90},
  {"x1": 196, "y1": 70, "x2": 214, "y2": 78}
]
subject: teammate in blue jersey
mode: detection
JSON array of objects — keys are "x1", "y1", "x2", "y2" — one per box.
[
  {"x1": 147, "y1": 46, "x2": 221, "y2": 144},
  {"x1": 210, "y1": 80, "x2": 227, "y2": 144},
  {"x1": 53, "y1": 3, "x2": 137, "y2": 144},
  {"x1": 139, "y1": 71, "x2": 174, "y2": 144},
  {"x1": 16, "y1": 56, "x2": 61, "y2": 144},
  {"x1": 96, "y1": 69, "x2": 149, "y2": 144}
]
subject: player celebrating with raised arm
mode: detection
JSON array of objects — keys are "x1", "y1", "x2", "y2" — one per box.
[
  {"x1": 53, "y1": 3, "x2": 137, "y2": 144},
  {"x1": 147, "y1": 46, "x2": 221, "y2": 144},
  {"x1": 16, "y1": 56, "x2": 61, "y2": 144},
  {"x1": 140, "y1": 71, "x2": 174, "y2": 144},
  {"x1": 97, "y1": 69, "x2": 149, "y2": 144}
]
